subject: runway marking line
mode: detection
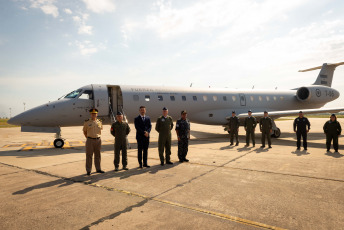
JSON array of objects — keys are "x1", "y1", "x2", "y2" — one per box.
[{"x1": 0, "y1": 161, "x2": 286, "y2": 230}]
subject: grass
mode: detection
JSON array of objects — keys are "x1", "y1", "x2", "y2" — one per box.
[{"x1": 0, "y1": 119, "x2": 19, "y2": 128}]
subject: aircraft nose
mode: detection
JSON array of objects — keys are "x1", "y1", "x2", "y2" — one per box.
[{"x1": 7, "y1": 116, "x2": 20, "y2": 125}]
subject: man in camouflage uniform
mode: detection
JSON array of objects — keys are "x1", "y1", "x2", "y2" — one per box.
[
  {"x1": 323, "y1": 114, "x2": 342, "y2": 152},
  {"x1": 293, "y1": 111, "x2": 311, "y2": 150},
  {"x1": 259, "y1": 111, "x2": 272, "y2": 148},
  {"x1": 155, "y1": 107, "x2": 174, "y2": 165},
  {"x1": 244, "y1": 110, "x2": 257, "y2": 147},
  {"x1": 175, "y1": 110, "x2": 190, "y2": 163},
  {"x1": 228, "y1": 111, "x2": 240, "y2": 146},
  {"x1": 111, "y1": 112, "x2": 131, "y2": 171},
  {"x1": 83, "y1": 108, "x2": 105, "y2": 175}
]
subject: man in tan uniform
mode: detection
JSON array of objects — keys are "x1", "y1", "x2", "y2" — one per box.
[{"x1": 83, "y1": 108, "x2": 105, "y2": 175}]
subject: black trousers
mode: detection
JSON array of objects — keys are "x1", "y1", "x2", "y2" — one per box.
[
  {"x1": 178, "y1": 138, "x2": 189, "y2": 161},
  {"x1": 296, "y1": 131, "x2": 307, "y2": 149},
  {"x1": 326, "y1": 134, "x2": 339, "y2": 151},
  {"x1": 137, "y1": 138, "x2": 149, "y2": 165}
]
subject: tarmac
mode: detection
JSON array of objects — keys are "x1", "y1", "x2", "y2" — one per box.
[{"x1": 0, "y1": 118, "x2": 343, "y2": 230}]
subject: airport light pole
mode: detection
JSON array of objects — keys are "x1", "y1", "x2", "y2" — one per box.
[
  {"x1": 9, "y1": 108, "x2": 12, "y2": 118},
  {"x1": 23, "y1": 102, "x2": 26, "y2": 111}
]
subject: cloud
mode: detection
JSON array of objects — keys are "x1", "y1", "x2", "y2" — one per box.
[
  {"x1": 73, "y1": 13, "x2": 93, "y2": 35},
  {"x1": 64, "y1": 8, "x2": 72, "y2": 15},
  {"x1": 74, "y1": 40, "x2": 107, "y2": 56},
  {"x1": 29, "y1": 0, "x2": 59, "y2": 18},
  {"x1": 82, "y1": 0, "x2": 115, "y2": 13},
  {"x1": 146, "y1": 0, "x2": 309, "y2": 38}
]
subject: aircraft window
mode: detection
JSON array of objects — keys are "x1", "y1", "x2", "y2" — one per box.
[
  {"x1": 193, "y1": 96, "x2": 197, "y2": 101},
  {"x1": 259, "y1": 96, "x2": 262, "y2": 101},
  {"x1": 65, "y1": 89, "x2": 82, "y2": 98},
  {"x1": 145, "y1": 95, "x2": 150, "y2": 101},
  {"x1": 232, "y1": 96, "x2": 236, "y2": 101},
  {"x1": 273, "y1": 96, "x2": 277, "y2": 101},
  {"x1": 213, "y1": 96, "x2": 217, "y2": 101},
  {"x1": 250, "y1": 96, "x2": 254, "y2": 101},
  {"x1": 203, "y1": 96, "x2": 208, "y2": 101},
  {"x1": 133, "y1": 95, "x2": 139, "y2": 101},
  {"x1": 170, "y1": 96, "x2": 175, "y2": 101},
  {"x1": 158, "y1": 95, "x2": 163, "y2": 101},
  {"x1": 182, "y1": 96, "x2": 186, "y2": 101},
  {"x1": 266, "y1": 96, "x2": 270, "y2": 101},
  {"x1": 78, "y1": 90, "x2": 93, "y2": 100},
  {"x1": 280, "y1": 96, "x2": 284, "y2": 100},
  {"x1": 223, "y1": 96, "x2": 227, "y2": 101}
]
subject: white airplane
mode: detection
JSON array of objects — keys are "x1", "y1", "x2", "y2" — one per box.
[{"x1": 8, "y1": 62, "x2": 344, "y2": 148}]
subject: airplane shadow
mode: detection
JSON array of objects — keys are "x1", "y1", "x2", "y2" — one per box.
[{"x1": 12, "y1": 162, "x2": 180, "y2": 195}]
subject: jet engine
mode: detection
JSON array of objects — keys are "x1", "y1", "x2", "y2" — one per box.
[{"x1": 295, "y1": 85, "x2": 339, "y2": 103}]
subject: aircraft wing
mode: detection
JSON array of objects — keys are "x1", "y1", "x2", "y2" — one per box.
[{"x1": 233, "y1": 108, "x2": 344, "y2": 119}]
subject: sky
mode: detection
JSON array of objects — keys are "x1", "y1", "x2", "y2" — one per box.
[{"x1": 1, "y1": 0, "x2": 344, "y2": 117}]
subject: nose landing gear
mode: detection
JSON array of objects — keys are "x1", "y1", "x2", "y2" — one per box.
[{"x1": 54, "y1": 129, "x2": 65, "y2": 148}]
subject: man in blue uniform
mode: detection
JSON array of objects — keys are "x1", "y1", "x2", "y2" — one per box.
[
  {"x1": 293, "y1": 111, "x2": 311, "y2": 150},
  {"x1": 134, "y1": 106, "x2": 152, "y2": 168},
  {"x1": 176, "y1": 110, "x2": 190, "y2": 162}
]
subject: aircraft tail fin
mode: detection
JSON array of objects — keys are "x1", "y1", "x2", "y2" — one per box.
[{"x1": 298, "y1": 62, "x2": 344, "y2": 87}]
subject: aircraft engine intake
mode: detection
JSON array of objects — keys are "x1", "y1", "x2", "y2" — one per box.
[{"x1": 295, "y1": 85, "x2": 339, "y2": 103}]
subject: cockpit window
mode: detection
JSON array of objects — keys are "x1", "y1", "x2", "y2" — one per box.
[
  {"x1": 64, "y1": 89, "x2": 82, "y2": 98},
  {"x1": 79, "y1": 90, "x2": 93, "y2": 100}
]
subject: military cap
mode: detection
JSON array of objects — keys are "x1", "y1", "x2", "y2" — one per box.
[
  {"x1": 232, "y1": 111, "x2": 236, "y2": 113},
  {"x1": 163, "y1": 107, "x2": 168, "y2": 111},
  {"x1": 116, "y1": 111, "x2": 123, "y2": 115},
  {"x1": 331, "y1": 113, "x2": 336, "y2": 117},
  {"x1": 299, "y1": 111, "x2": 303, "y2": 113},
  {"x1": 264, "y1": 111, "x2": 268, "y2": 113},
  {"x1": 89, "y1": 108, "x2": 98, "y2": 114},
  {"x1": 181, "y1": 110, "x2": 187, "y2": 114},
  {"x1": 248, "y1": 110, "x2": 252, "y2": 112}
]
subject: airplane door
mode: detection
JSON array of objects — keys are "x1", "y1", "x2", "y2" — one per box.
[
  {"x1": 92, "y1": 84, "x2": 109, "y2": 116},
  {"x1": 239, "y1": 93, "x2": 246, "y2": 106}
]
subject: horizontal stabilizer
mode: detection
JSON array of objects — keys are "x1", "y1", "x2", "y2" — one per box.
[{"x1": 298, "y1": 62, "x2": 344, "y2": 72}]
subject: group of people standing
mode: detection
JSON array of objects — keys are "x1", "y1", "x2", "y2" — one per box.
[
  {"x1": 228, "y1": 110, "x2": 341, "y2": 152},
  {"x1": 82, "y1": 107, "x2": 190, "y2": 175},
  {"x1": 82, "y1": 108, "x2": 341, "y2": 175}
]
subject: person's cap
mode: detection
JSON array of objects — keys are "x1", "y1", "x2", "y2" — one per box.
[
  {"x1": 331, "y1": 113, "x2": 336, "y2": 117},
  {"x1": 163, "y1": 107, "x2": 168, "y2": 111},
  {"x1": 248, "y1": 110, "x2": 252, "y2": 112},
  {"x1": 116, "y1": 111, "x2": 123, "y2": 116},
  {"x1": 181, "y1": 110, "x2": 187, "y2": 115},
  {"x1": 299, "y1": 111, "x2": 303, "y2": 113},
  {"x1": 232, "y1": 111, "x2": 236, "y2": 113},
  {"x1": 264, "y1": 111, "x2": 268, "y2": 113},
  {"x1": 89, "y1": 108, "x2": 98, "y2": 114}
]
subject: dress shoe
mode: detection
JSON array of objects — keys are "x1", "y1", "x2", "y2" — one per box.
[
  {"x1": 143, "y1": 165, "x2": 150, "y2": 168},
  {"x1": 253, "y1": 144, "x2": 255, "y2": 147},
  {"x1": 304, "y1": 148, "x2": 307, "y2": 151},
  {"x1": 184, "y1": 159, "x2": 189, "y2": 162},
  {"x1": 230, "y1": 143, "x2": 233, "y2": 146},
  {"x1": 115, "y1": 167, "x2": 119, "y2": 171},
  {"x1": 166, "y1": 161, "x2": 173, "y2": 164},
  {"x1": 327, "y1": 149, "x2": 330, "y2": 152},
  {"x1": 297, "y1": 147, "x2": 300, "y2": 150},
  {"x1": 245, "y1": 144, "x2": 249, "y2": 147},
  {"x1": 123, "y1": 167, "x2": 129, "y2": 170},
  {"x1": 268, "y1": 146, "x2": 272, "y2": 148},
  {"x1": 87, "y1": 172, "x2": 91, "y2": 176},
  {"x1": 139, "y1": 165, "x2": 143, "y2": 168},
  {"x1": 235, "y1": 142, "x2": 239, "y2": 146},
  {"x1": 161, "y1": 162, "x2": 164, "y2": 166},
  {"x1": 179, "y1": 160, "x2": 184, "y2": 163},
  {"x1": 96, "y1": 170, "x2": 105, "y2": 173},
  {"x1": 260, "y1": 145, "x2": 265, "y2": 148}
]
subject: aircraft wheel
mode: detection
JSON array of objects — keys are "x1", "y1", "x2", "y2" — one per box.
[
  {"x1": 272, "y1": 128, "x2": 281, "y2": 138},
  {"x1": 54, "y1": 138, "x2": 64, "y2": 148}
]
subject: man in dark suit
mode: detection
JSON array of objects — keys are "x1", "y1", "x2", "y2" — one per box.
[{"x1": 134, "y1": 106, "x2": 152, "y2": 168}]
